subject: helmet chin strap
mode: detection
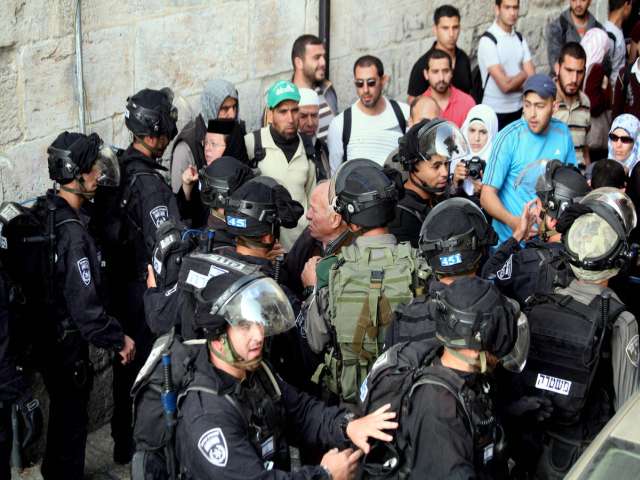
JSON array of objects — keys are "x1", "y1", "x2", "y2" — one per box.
[
  {"x1": 445, "y1": 347, "x2": 488, "y2": 373},
  {"x1": 60, "y1": 178, "x2": 96, "y2": 200},
  {"x1": 410, "y1": 172, "x2": 447, "y2": 196},
  {"x1": 210, "y1": 333, "x2": 262, "y2": 371},
  {"x1": 136, "y1": 136, "x2": 164, "y2": 159}
]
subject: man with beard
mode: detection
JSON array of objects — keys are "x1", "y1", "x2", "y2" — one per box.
[
  {"x1": 553, "y1": 43, "x2": 591, "y2": 168},
  {"x1": 291, "y1": 34, "x2": 338, "y2": 141},
  {"x1": 546, "y1": 0, "x2": 610, "y2": 71},
  {"x1": 244, "y1": 81, "x2": 315, "y2": 250},
  {"x1": 327, "y1": 55, "x2": 409, "y2": 174},
  {"x1": 298, "y1": 88, "x2": 331, "y2": 180},
  {"x1": 422, "y1": 49, "x2": 475, "y2": 128},
  {"x1": 481, "y1": 74, "x2": 577, "y2": 244}
]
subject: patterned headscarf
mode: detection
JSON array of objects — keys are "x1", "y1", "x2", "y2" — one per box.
[{"x1": 608, "y1": 114, "x2": 640, "y2": 174}]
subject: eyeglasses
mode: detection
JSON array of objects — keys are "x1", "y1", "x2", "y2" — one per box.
[
  {"x1": 203, "y1": 141, "x2": 226, "y2": 149},
  {"x1": 354, "y1": 78, "x2": 378, "y2": 88},
  {"x1": 609, "y1": 133, "x2": 635, "y2": 144}
]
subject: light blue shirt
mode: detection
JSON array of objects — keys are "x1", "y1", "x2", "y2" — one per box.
[{"x1": 484, "y1": 118, "x2": 577, "y2": 244}]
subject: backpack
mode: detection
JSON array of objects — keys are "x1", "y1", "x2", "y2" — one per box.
[
  {"x1": 0, "y1": 198, "x2": 82, "y2": 353},
  {"x1": 471, "y1": 31, "x2": 523, "y2": 103},
  {"x1": 558, "y1": 16, "x2": 614, "y2": 52},
  {"x1": 312, "y1": 243, "x2": 418, "y2": 403},
  {"x1": 341, "y1": 100, "x2": 407, "y2": 164},
  {"x1": 383, "y1": 295, "x2": 437, "y2": 350},
  {"x1": 521, "y1": 291, "x2": 625, "y2": 425},
  {"x1": 358, "y1": 340, "x2": 472, "y2": 479},
  {"x1": 248, "y1": 129, "x2": 317, "y2": 169}
]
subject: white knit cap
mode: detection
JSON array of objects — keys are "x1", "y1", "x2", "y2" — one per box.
[{"x1": 298, "y1": 88, "x2": 320, "y2": 107}]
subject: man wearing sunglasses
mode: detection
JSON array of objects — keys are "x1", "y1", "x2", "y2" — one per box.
[{"x1": 327, "y1": 55, "x2": 409, "y2": 175}]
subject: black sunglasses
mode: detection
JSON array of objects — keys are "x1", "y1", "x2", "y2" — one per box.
[
  {"x1": 354, "y1": 78, "x2": 378, "y2": 88},
  {"x1": 609, "y1": 133, "x2": 635, "y2": 144}
]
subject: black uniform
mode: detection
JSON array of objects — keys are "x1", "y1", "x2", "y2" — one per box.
[
  {"x1": 0, "y1": 265, "x2": 28, "y2": 480},
  {"x1": 38, "y1": 193, "x2": 125, "y2": 479},
  {"x1": 401, "y1": 359, "x2": 506, "y2": 479},
  {"x1": 481, "y1": 238, "x2": 571, "y2": 306},
  {"x1": 97, "y1": 145, "x2": 180, "y2": 457},
  {"x1": 176, "y1": 345, "x2": 350, "y2": 479},
  {"x1": 388, "y1": 190, "x2": 432, "y2": 248}
]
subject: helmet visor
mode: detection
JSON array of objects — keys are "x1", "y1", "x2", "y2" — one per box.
[
  {"x1": 515, "y1": 159, "x2": 553, "y2": 199},
  {"x1": 95, "y1": 147, "x2": 121, "y2": 187},
  {"x1": 500, "y1": 313, "x2": 530, "y2": 373},
  {"x1": 417, "y1": 120, "x2": 470, "y2": 162},
  {"x1": 581, "y1": 187, "x2": 637, "y2": 237},
  {"x1": 218, "y1": 277, "x2": 295, "y2": 336}
]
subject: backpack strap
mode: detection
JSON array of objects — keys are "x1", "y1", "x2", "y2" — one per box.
[
  {"x1": 341, "y1": 107, "x2": 352, "y2": 164},
  {"x1": 389, "y1": 99, "x2": 407, "y2": 134},
  {"x1": 479, "y1": 32, "x2": 499, "y2": 91},
  {"x1": 397, "y1": 204, "x2": 424, "y2": 223},
  {"x1": 253, "y1": 130, "x2": 266, "y2": 165}
]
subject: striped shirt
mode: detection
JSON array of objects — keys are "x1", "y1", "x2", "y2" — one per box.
[
  {"x1": 316, "y1": 88, "x2": 334, "y2": 140},
  {"x1": 553, "y1": 91, "x2": 591, "y2": 166}
]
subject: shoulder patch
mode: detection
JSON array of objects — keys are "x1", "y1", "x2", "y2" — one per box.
[
  {"x1": 150, "y1": 206, "x2": 169, "y2": 228},
  {"x1": 316, "y1": 255, "x2": 339, "y2": 290},
  {"x1": 496, "y1": 255, "x2": 513, "y2": 281},
  {"x1": 198, "y1": 427, "x2": 228, "y2": 467},
  {"x1": 626, "y1": 334, "x2": 639, "y2": 368},
  {"x1": 77, "y1": 257, "x2": 91, "y2": 286}
]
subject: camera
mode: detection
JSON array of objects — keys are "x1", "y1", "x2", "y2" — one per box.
[{"x1": 462, "y1": 157, "x2": 486, "y2": 180}]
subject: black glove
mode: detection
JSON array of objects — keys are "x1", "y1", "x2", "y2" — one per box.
[
  {"x1": 15, "y1": 393, "x2": 43, "y2": 448},
  {"x1": 151, "y1": 219, "x2": 190, "y2": 289},
  {"x1": 383, "y1": 166, "x2": 405, "y2": 201},
  {"x1": 273, "y1": 185, "x2": 304, "y2": 229},
  {"x1": 506, "y1": 396, "x2": 553, "y2": 422}
]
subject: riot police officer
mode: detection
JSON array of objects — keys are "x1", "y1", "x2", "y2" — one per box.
[
  {"x1": 23, "y1": 132, "x2": 134, "y2": 478},
  {"x1": 515, "y1": 187, "x2": 640, "y2": 479},
  {"x1": 385, "y1": 197, "x2": 498, "y2": 347},
  {"x1": 303, "y1": 159, "x2": 420, "y2": 405},
  {"x1": 482, "y1": 159, "x2": 591, "y2": 306},
  {"x1": 160, "y1": 259, "x2": 397, "y2": 479},
  {"x1": 94, "y1": 87, "x2": 179, "y2": 464},
  {"x1": 387, "y1": 119, "x2": 470, "y2": 247},
  {"x1": 359, "y1": 276, "x2": 529, "y2": 479}
]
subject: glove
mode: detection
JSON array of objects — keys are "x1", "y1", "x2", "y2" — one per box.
[
  {"x1": 15, "y1": 393, "x2": 43, "y2": 448},
  {"x1": 151, "y1": 220, "x2": 189, "y2": 289},
  {"x1": 556, "y1": 204, "x2": 593, "y2": 234},
  {"x1": 506, "y1": 396, "x2": 553, "y2": 422},
  {"x1": 382, "y1": 166, "x2": 405, "y2": 201}
]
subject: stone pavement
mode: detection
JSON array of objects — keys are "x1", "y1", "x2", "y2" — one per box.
[{"x1": 11, "y1": 424, "x2": 131, "y2": 480}]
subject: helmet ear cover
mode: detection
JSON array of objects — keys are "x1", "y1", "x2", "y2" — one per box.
[{"x1": 47, "y1": 146, "x2": 80, "y2": 184}]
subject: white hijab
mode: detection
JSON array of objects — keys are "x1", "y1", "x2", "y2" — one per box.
[{"x1": 451, "y1": 105, "x2": 499, "y2": 195}]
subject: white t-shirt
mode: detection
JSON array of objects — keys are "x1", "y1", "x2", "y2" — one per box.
[
  {"x1": 327, "y1": 97, "x2": 409, "y2": 175},
  {"x1": 478, "y1": 22, "x2": 532, "y2": 114},
  {"x1": 605, "y1": 20, "x2": 626, "y2": 84}
]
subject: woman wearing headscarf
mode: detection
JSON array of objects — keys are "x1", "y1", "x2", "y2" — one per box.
[
  {"x1": 170, "y1": 79, "x2": 249, "y2": 193},
  {"x1": 451, "y1": 104, "x2": 498, "y2": 197},
  {"x1": 582, "y1": 28, "x2": 613, "y2": 161},
  {"x1": 607, "y1": 114, "x2": 640, "y2": 174}
]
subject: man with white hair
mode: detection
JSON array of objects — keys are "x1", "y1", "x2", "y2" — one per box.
[{"x1": 298, "y1": 88, "x2": 330, "y2": 180}]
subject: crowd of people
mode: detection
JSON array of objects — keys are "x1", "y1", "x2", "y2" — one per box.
[{"x1": 2, "y1": 0, "x2": 640, "y2": 479}]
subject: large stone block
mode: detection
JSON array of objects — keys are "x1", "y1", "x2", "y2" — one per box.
[
  {"x1": 249, "y1": 0, "x2": 308, "y2": 77},
  {"x1": 20, "y1": 37, "x2": 79, "y2": 141},
  {"x1": 13, "y1": 0, "x2": 75, "y2": 46},
  {"x1": 83, "y1": 26, "x2": 135, "y2": 123},
  {"x1": 0, "y1": 0, "x2": 18, "y2": 49},
  {"x1": 134, "y1": 3, "x2": 250, "y2": 96},
  {"x1": 0, "y1": 55, "x2": 21, "y2": 146}
]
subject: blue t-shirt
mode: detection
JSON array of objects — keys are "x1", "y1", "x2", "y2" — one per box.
[{"x1": 484, "y1": 118, "x2": 577, "y2": 244}]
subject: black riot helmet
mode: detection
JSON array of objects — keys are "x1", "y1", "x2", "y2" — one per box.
[
  {"x1": 47, "y1": 131, "x2": 120, "y2": 188},
  {"x1": 225, "y1": 177, "x2": 303, "y2": 242},
  {"x1": 199, "y1": 156, "x2": 254, "y2": 209},
  {"x1": 191, "y1": 254, "x2": 295, "y2": 368},
  {"x1": 563, "y1": 187, "x2": 638, "y2": 272},
  {"x1": 535, "y1": 160, "x2": 591, "y2": 219},
  {"x1": 419, "y1": 197, "x2": 498, "y2": 276},
  {"x1": 329, "y1": 159, "x2": 400, "y2": 228},
  {"x1": 428, "y1": 276, "x2": 529, "y2": 373},
  {"x1": 125, "y1": 88, "x2": 178, "y2": 141},
  {"x1": 392, "y1": 119, "x2": 469, "y2": 193}
]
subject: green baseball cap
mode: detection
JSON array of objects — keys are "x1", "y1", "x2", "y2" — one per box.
[{"x1": 267, "y1": 80, "x2": 300, "y2": 109}]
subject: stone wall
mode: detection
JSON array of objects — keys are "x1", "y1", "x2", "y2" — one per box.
[{"x1": 0, "y1": 0, "x2": 611, "y2": 202}]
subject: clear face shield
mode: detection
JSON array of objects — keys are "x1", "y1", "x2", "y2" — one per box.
[
  {"x1": 416, "y1": 120, "x2": 470, "y2": 164},
  {"x1": 500, "y1": 312, "x2": 530, "y2": 373},
  {"x1": 515, "y1": 159, "x2": 553, "y2": 199},
  {"x1": 217, "y1": 277, "x2": 295, "y2": 337},
  {"x1": 581, "y1": 187, "x2": 637, "y2": 237},
  {"x1": 94, "y1": 146, "x2": 121, "y2": 187}
]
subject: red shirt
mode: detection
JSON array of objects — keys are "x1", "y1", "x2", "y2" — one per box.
[{"x1": 424, "y1": 85, "x2": 476, "y2": 127}]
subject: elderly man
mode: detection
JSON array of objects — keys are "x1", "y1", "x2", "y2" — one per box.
[
  {"x1": 284, "y1": 181, "x2": 352, "y2": 299},
  {"x1": 299, "y1": 88, "x2": 330, "y2": 180}
]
